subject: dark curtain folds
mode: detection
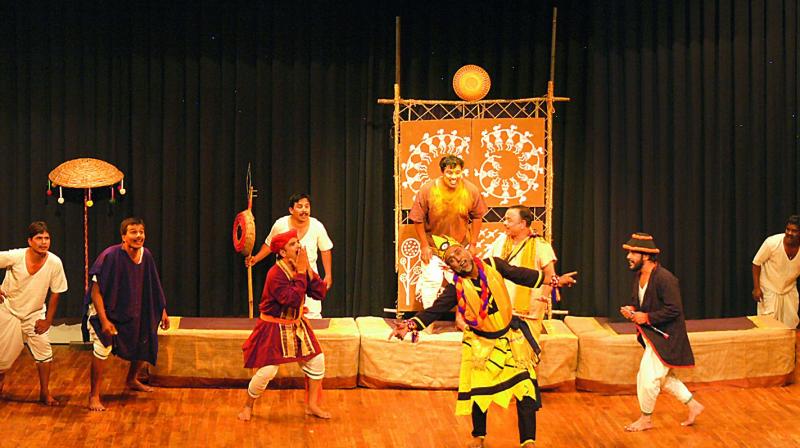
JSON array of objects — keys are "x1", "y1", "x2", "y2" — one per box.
[{"x1": 1, "y1": 0, "x2": 798, "y2": 319}]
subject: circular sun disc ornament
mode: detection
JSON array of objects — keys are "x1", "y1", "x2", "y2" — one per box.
[{"x1": 453, "y1": 65, "x2": 491, "y2": 101}]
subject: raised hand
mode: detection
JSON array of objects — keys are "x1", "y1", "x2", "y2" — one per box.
[{"x1": 295, "y1": 246, "x2": 309, "y2": 275}]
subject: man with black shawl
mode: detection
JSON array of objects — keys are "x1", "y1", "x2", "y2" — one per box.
[{"x1": 620, "y1": 232, "x2": 704, "y2": 431}]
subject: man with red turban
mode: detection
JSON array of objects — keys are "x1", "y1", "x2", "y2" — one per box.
[{"x1": 237, "y1": 229, "x2": 330, "y2": 421}]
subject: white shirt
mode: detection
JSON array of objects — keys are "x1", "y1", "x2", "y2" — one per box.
[
  {"x1": 638, "y1": 282, "x2": 648, "y2": 306},
  {"x1": 753, "y1": 233, "x2": 800, "y2": 294},
  {"x1": 0, "y1": 248, "x2": 68, "y2": 319},
  {"x1": 265, "y1": 216, "x2": 333, "y2": 274}
]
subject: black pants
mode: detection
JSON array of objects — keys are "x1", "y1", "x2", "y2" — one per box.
[{"x1": 471, "y1": 396, "x2": 538, "y2": 444}]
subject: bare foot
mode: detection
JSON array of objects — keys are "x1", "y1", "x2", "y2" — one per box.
[
  {"x1": 126, "y1": 379, "x2": 154, "y2": 392},
  {"x1": 237, "y1": 406, "x2": 253, "y2": 421},
  {"x1": 88, "y1": 396, "x2": 106, "y2": 411},
  {"x1": 625, "y1": 415, "x2": 653, "y2": 432},
  {"x1": 466, "y1": 437, "x2": 484, "y2": 448},
  {"x1": 40, "y1": 393, "x2": 60, "y2": 406},
  {"x1": 681, "y1": 399, "x2": 704, "y2": 426},
  {"x1": 305, "y1": 405, "x2": 332, "y2": 419}
]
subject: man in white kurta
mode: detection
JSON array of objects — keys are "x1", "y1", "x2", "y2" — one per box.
[
  {"x1": 0, "y1": 222, "x2": 68, "y2": 405},
  {"x1": 247, "y1": 193, "x2": 333, "y2": 319},
  {"x1": 752, "y1": 215, "x2": 800, "y2": 328}
]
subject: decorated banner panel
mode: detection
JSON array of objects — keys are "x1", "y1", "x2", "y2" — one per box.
[
  {"x1": 399, "y1": 118, "x2": 546, "y2": 209},
  {"x1": 397, "y1": 220, "x2": 543, "y2": 312},
  {"x1": 399, "y1": 119, "x2": 473, "y2": 209},
  {"x1": 471, "y1": 118, "x2": 546, "y2": 207}
]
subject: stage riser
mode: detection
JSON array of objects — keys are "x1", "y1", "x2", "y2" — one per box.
[{"x1": 148, "y1": 316, "x2": 797, "y2": 393}]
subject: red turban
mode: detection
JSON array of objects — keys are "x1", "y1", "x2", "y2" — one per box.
[{"x1": 270, "y1": 229, "x2": 298, "y2": 253}]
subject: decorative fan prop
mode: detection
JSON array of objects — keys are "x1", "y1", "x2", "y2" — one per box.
[
  {"x1": 232, "y1": 164, "x2": 257, "y2": 318},
  {"x1": 48, "y1": 158, "x2": 126, "y2": 291}
]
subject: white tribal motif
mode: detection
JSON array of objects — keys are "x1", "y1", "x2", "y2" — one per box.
[
  {"x1": 398, "y1": 237, "x2": 423, "y2": 307},
  {"x1": 476, "y1": 227, "x2": 502, "y2": 259},
  {"x1": 401, "y1": 129, "x2": 471, "y2": 194},
  {"x1": 476, "y1": 124, "x2": 544, "y2": 205}
]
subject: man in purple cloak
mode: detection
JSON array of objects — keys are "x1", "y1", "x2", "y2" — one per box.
[{"x1": 82, "y1": 217, "x2": 170, "y2": 411}]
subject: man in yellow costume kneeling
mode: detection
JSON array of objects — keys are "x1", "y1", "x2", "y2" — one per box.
[{"x1": 390, "y1": 235, "x2": 577, "y2": 448}]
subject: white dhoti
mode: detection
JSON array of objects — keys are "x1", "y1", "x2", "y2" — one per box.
[
  {"x1": 636, "y1": 341, "x2": 692, "y2": 415},
  {"x1": 757, "y1": 287, "x2": 799, "y2": 329},
  {"x1": 0, "y1": 303, "x2": 52, "y2": 371}
]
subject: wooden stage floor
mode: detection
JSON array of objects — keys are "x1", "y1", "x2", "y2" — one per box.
[{"x1": 1, "y1": 345, "x2": 798, "y2": 448}]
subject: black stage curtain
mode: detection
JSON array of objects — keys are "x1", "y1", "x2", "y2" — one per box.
[{"x1": 1, "y1": 1, "x2": 798, "y2": 320}]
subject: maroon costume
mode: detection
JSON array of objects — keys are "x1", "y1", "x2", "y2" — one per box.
[{"x1": 242, "y1": 260, "x2": 327, "y2": 368}]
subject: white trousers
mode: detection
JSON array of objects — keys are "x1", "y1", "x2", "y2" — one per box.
[
  {"x1": 0, "y1": 303, "x2": 52, "y2": 371},
  {"x1": 247, "y1": 353, "x2": 325, "y2": 399},
  {"x1": 757, "y1": 287, "x2": 799, "y2": 329},
  {"x1": 637, "y1": 341, "x2": 692, "y2": 415}
]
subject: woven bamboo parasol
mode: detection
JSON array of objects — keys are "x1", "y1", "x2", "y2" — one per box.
[{"x1": 48, "y1": 158, "x2": 126, "y2": 291}]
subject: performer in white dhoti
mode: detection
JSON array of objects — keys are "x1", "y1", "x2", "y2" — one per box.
[
  {"x1": 0, "y1": 221, "x2": 68, "y2": 406},
  {"x1": 752, "y1": 214, "x2": 800, "y2": 329}
]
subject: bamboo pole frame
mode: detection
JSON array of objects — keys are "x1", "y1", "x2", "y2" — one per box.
[{"x1": 381, "y1": 9, "x2": 568, "y2": 311}]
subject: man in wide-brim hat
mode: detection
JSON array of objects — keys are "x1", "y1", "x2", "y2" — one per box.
[{"x1": 619, "y1": 232, "x2": 704, "y2": 432}]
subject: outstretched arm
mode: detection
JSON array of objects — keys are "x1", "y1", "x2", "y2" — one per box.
[
  {"x1": 389, "y1": 286, "x2": 458, "y2": 342},
  {"x1": 246, "y1": 243, "x2": 272, "y2": 267}
]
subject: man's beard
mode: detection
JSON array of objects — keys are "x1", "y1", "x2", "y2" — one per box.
[
  {"x1": 628, "y1": 259, "x2": 643, "y2": 272},
  {"x1": 452, "y1": 259, "x2": 473, "y2": 276}
]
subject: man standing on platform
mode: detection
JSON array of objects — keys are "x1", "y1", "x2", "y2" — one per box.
[
  {"x1": 490, "y1": 205, "x2": 560, "y2": 322},
  {"x1": 751, "y1": 214, "x2": 800, "y2": 329},
  {"x1": 83, "y1": 217, "x2": 170, "y2": 411},
  {"x1": 0, "y1": 221, "x2": 68, "y2": 406},
  {"x1": 409, "y1": 155, "x2": 488, "y2": 307},
  {"x1": 619, "y1": 232, "x2": 703, "y2": 432},
  {"x1": 390, "y1": 235, "x2": 577, "y2": 448},
  {"x1": 246, "y1": 193, "x2": 333, "y2": 319},
  {"x1": 238, "y1": 229, "x2": 330, "y2": 421}
]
